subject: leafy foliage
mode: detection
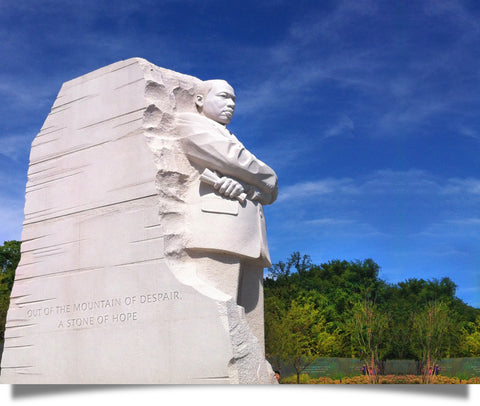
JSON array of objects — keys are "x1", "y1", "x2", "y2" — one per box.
[
  {"x1": 462, "y1": 317, "x2": 480, "y2": 357},
  {"x1": 268, "y1": 298, "x2": 340, "y2": 383},
  {"x1": 265, "y1": 252, "x2": 480, "y2": 382},
  {"x1": 344, "y1": 299, "x2": 391, "y2": 382},
  {"x1": 0, "y1": 240, "x2": 21, "y2": 343},
  {"x1": 410, "y1": 301, "x2": 459, "y2": 382}
]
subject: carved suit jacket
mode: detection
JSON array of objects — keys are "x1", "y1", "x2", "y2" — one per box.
[{"x1": 176, "y1": 112, "x2": 278, "y2": 267}]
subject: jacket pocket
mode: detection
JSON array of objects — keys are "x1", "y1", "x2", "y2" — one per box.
[{"x1": 201, "y1": 196, "x2": 239, "y2": 215}]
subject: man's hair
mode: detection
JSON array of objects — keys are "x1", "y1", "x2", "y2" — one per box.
[{"x1": 194, "y1": 80, "x2": 215, "y2": 98}]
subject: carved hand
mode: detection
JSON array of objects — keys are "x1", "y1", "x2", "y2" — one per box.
[
  {"x1": 245, "y1": 185, "x2": 276, "y2": 205},
  {"x1": 214, "y1": 176, "x2": 246, "y2": 200}
]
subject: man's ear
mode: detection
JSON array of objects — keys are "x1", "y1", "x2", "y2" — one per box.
[{"x1": 195, "y1": 94, "x2": 204, "y2": 108}]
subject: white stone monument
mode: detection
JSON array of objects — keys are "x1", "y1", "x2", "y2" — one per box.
[{"x1": 0, "y1": 58, "x2": 278, "y2": 384}]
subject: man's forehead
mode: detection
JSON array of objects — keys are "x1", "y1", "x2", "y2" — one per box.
[{"x1": 209, "y1": 80, "x2": 235, "y2": 96}]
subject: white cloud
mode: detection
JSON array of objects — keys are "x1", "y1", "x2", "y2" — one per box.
[
  {"x1": 362, "y1": 169, "x2": 442, "y2": 194},
  {"x1": 376, "y1": 100, "x2": 450, "y2": 136},
  {"x1": 442, "y1": 178, "x2": 480, "y2": 196},
  {"x1": 459, "y1": 126, "x2": 480, "y2": 141},
  {"x1": 423, "y1": 0, "x2": 480, "y2": 34},
  {"x1": 279, "y1": 169, "x2": 468, "y2": 202},
  {"x1": 0, "y1": 74, "x2": 59, "y2": 114},
  {"x1": 323, "y1": 115, "x2": 355, "y2": 139},
  {"x1": 232, "y1": 0, "x2": 480, "y2": 142},
  {"x1": 277, "y1": 177, "x2": 358, "y2": 203},
  {"x1": 303, "y1": 217, "x2": 387, "y2": 239},
  {"x1": 288, "y1": 0, "x2": 379, "y2": 45},
  {"x1": 416, "y1": 217, "x2": 480, "y2": 238},
  {"x1": 275, "y1": 169, "x2": 480, "y2": 249},
  {"x1": 305, "y1": 218, "x2": 355, "y2": 226}
]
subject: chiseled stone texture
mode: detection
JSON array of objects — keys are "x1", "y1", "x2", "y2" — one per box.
[{"x1": 0, "y1": 58, "x2": 276, "y2": 384}]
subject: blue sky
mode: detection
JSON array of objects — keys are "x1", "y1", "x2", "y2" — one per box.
[{"x1": 0, "y1": 0, "x2": 479, "y2": 308}]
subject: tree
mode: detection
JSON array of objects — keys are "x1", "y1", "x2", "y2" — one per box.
[
  {"x1": 461, "y1": 316, "x2": 480, "y2": 357},
  {"x1": 264, "y1": 252, "x2": 480, "y2": 377},
  {"x1": 411, "y1": 301, "x2": 458, "y2": 383},
  {"x1": 0, "y1": 240, "x2": 21, "y2": 287},
  {"x1": 0, "y1": 240, "x2": 21, "y2": 343},
  {"x1": 382, "y1": 277, "x2": 476, "y2": 360},
  {"x1": 264, "y1": 295, "x2": 287, "y2": 374},
  {"x1": 266, "y1": 251, "x2": 312, "y2": 281},
  {"x1": 270, "y1": 298, "x2": 338, "y2": 383},
  {"x1": 345, "y1": 298, "x2": 390, "y2": 383}
]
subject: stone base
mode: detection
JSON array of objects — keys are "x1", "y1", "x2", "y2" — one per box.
[{"x1": 1, "y1": 256, "x2": 275, "y2": 384}]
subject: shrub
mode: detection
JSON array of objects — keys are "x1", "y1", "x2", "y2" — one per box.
[
  {"x1": 278, "y1": 374, "x2": 479, "y2": 384},
  {"x1": 379, "y1": 375, "x2": 421, "y2": 384},
  {"x1": 341, "y1": 375, "x2": 369, "y2": 384},
  {"x1": 433, "y1": 376, "x2": 461, "y2": 384},
  {"x1": 306, "y1": 377, "x2": 341, "y2": 384},
  {"x1": 280, "y1": 373, "x2": 311, "y2": 384}
]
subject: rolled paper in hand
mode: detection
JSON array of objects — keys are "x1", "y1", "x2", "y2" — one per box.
[{"x1": 200, "y1": 168, "x2": 247, "y2": 203}]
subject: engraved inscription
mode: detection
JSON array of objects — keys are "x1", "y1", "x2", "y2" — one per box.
[{"x1": 23, "y1": 291, "x2": 182, "y2": 330}]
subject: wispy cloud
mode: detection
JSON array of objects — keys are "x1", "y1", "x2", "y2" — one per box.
[
  {"x1": 423, "y1": 0, "x2": 480, "y2": 34},
  {"x1": 0, "y1": 133, "x2": 35, "y2": 162},
  {"x1": 323, "y1": 115, "x2": 355, "y2": 139},
  {"x1": 441, "y1": 178, "x2": 480, "y2": 196},
  {"x1": 287, "y1": 0, "x2": 379, "y2": 46},
  {"x1": 234, "y1": 0, "x2": 480, "y2": 142},
  {"x1": 362, "y1": 169, "x2": 442, "y2": 194},
  {"x1": 277, "y1": 177, "x2": 358, "y2": 203},
  {"x1": 303, "y1": 217, "x2": 387, "y2": 238},
  {"x1": 275, "y1": 169, "x2": 480, "y2": 244},
  {"x1": 279, "y1": 169, "x2": 480, "y2": 202},
  {"x1": 305, "y1": 217, "x2": 355, "y2": 227},
  {"x1": 414, "y1": 218, "x2": 480, "y2": 239},
  {"x1": 459, "y1": 126, "x2": 480, "y2": 141},
  {"x1": 0, "y1": 76, "x2": 58, "y2": 113}
]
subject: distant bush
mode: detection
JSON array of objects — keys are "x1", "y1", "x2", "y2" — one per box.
[
  {"x1": 280, "y1": 374, "x2": 480, "y2": 384},
  {"x1": 280, "y1": 373, "x2": 311, "y2": 384},
  {"x1": 433, "y1": 376, "x2": 461, "y2": 384},
  {"x1": 378, "y1": 375, "x2": 421, "y2": 384},
  {"x1": 341, "y1": 375, "x2": 369, "y2": 384},
  {"x1": 306, "y1": 377, "x2": 341, "y2": 384}
]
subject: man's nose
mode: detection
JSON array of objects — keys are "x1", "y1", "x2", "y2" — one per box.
[{"x1": 227, "y1": 98, "x2": 235, "y2": 108}]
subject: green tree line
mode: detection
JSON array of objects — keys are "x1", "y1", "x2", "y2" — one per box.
[
  {"x1": 264, "y1": 252, "x2": 480, "y2": 383},
  {"x1": 0, "y1": 240, "x2": 21, "y2": 345}
]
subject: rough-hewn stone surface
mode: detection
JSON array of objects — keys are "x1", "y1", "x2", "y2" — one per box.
[{"x1": 0, "y1": 58, "x2": 276, "y2": 384}]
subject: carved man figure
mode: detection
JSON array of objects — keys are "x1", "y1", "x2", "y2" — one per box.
[{"x1": 176, "y1": 80, "x2": 278, "y2": 348}]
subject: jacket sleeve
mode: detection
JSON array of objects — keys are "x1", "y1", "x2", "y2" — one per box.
[{"x1": 177, "y1": 114, "x2": 278, "y2": 204}]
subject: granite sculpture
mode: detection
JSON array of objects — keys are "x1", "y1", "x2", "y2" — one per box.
[{"x1": 0, "y1": 58, "x2": 278, "y2": 384}]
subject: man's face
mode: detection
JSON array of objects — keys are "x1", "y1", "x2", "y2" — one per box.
[{"x1": 200, "y1": 80, "x2": 236, "y2": 125}]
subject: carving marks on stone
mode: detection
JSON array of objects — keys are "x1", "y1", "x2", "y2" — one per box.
[
  {"x1": 145, "y1": 81, "x2": 166, "y2": 102},
  {"x1": 157, "y1": 170, "x2": 189, "y2": 202},
  {"x1": 21, "y1": 291, "x2": 182, "y2": 330},
  {"x1": 143, "y1": 104, "x2": 163, "y2": 128}
]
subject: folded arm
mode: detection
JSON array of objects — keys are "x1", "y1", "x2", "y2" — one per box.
[{"x1": 178, "y1": 115, "x2": 278, "y2": 204}]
